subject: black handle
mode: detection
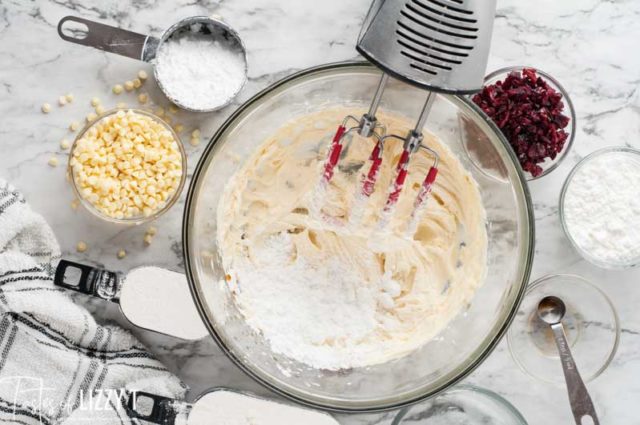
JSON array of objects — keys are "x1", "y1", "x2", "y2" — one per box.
[
  {"x1": 57, "y1": 16, "x2": 159, "y2": 62},
  {"x1": 54, "y1": 259, "x2": 121, "y2": 303},
  {"x1": 125, "y1": 391, "x2": 185, "y2": 425}
]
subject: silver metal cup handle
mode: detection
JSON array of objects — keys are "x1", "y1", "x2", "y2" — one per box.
[{"x1": 57, "y1": 16, "x2": 159, "y2": 62}]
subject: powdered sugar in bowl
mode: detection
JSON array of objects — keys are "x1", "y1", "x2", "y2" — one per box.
[{"x1": 560, "y1": 147, "x2": 640, "y2": 269}]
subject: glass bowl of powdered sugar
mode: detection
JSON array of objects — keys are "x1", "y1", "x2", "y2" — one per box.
[{"x1": 560, "y1": 146, "x2": 640, "y2": 269}]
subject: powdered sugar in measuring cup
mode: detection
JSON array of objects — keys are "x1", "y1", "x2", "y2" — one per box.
[
  {"x1": 155, "y1": 20, "x2": 247, "y2": 112},
  {"x1": 58, "y1": 15, "x2": 247, "y2": 112}
]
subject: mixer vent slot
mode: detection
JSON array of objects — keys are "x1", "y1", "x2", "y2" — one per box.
[
  {"x1": 400, "y1": 10, "x2": 477, "y2": 39},
  {"x1": 397, "y1": 39, "x2": 461, "y2": 65},
  {"x1": 408, "y1": 1, "x2": 479, "y2": 31},
  {"x1": 397, "y1": 0, "x2": 478, "y2": 76},
  {"x1": 400, "y1": 50, "x2": 452, "y2": 71},
  {"x1": 396, "y1": 29, "x2": 469, "y2": 58},
  {"x1": 425, "y1": 0, "x2": 474, "y2": 16}
]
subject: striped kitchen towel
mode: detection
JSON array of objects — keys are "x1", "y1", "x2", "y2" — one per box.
[{"x1": 0, "y1": 179, "x2": 186, "y2": 424}]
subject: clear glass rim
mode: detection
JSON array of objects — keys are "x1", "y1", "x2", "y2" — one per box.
[
  {"x1": 506, "y1": 273, "x2": 620, "y2": 384},
  {"x1": 391, "y1": 384, "x2": 528, "y2": 424},
  {"x1": 182, "y1": 61, "x2": 535, "y2": 412},
  {"x1": 481, "y1": 66, "x2": 577, "y2": 181},
  {"x1": 68, "y1": 108, "x2": 187, "y2": 225},
  {"x1": 559, "y1": 146, "x2": 640, "y2": 269}
]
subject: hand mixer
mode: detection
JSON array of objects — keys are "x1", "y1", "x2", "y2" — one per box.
[{"x1": 321, "y1": 0, "x2": 497, "y2": 226}]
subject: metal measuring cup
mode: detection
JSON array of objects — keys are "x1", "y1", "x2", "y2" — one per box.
[
  {"x1": 57, "y1": 15, "x2": 248, "y2": 112},
  {"x1": 124, "y1": 388, "x2": 340, "y2": 425}
]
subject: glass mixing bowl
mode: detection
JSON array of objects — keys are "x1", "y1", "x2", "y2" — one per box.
[{"x1": 182, "y1": 62, "x2": 534, "y2": 412}]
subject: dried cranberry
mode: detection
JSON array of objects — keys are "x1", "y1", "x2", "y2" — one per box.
[{"x1": 472, "y1": 68, "x2": 571, "y2": 177}]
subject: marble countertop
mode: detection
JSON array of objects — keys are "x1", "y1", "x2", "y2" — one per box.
[{"x1": 1, "y1": 0, "x2": 639, "y2": 423}]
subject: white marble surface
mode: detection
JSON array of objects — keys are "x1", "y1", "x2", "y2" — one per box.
[{"x1": 1, "y1": 0, "x2": 639, "y2": 423}]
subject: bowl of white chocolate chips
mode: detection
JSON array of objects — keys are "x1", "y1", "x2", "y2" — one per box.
[{"x1": 68, "y1": 108, "x2": 186, "y2": 224}]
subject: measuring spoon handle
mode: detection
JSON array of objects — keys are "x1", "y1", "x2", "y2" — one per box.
[
  {"x1": 57, "y1": 16, "x2": 159, "y2": 62},
  {"x1": 551, "y1": 323, "x2": 600, "y2": 425}
]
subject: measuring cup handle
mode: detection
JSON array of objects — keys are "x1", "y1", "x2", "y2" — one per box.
[
  {"x1": 125, "y1": 390, "x2": 188, "y2": 425},
  {"x1": 54, "y1": 259, "x2": 122, "y2": 303},
  {"x1": 57, "y1": 16, "x2": 159, "y2": 62}
]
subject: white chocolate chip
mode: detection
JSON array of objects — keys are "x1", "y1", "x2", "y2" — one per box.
[
  {"x1": 91, "y1": 97, "x2": 100, "y2": 107},
  {"x1": 173, "y1": 123, "x2": 184, "y2": 133},
  {"x1": 138, "y1": 93, "x2": 148, "y2": 104},
  {"x1": 41, "y1": 103, "x2": 51, "y2": 113},
  {"x1": 138, "y1": 70, "x2": 148, "y2": 80},
  {"x1": 76, "y1": 241, "x2": 87, "y2": 252},
  {"x1": 70, "y1": 110, "x2": 183, "y2": 220},
  {"x1": 124, "y1": 80, "x2": 134, "y2": 91},
  {"x1": 69, "y1": 121, "x2": 80, "y2": 131},
  {"x1": 58, "y1": 96, "x2": 67, "y2": 106},
  {"x1": 112, "y1": 84, "x2": 123, "y2": 95},
  {"x1": 168, "y1": 104, "x2": 179, "y2": 114},
  {"x1": 143, "y1": 233, "x2": 153, "y2": 246},
  {"x1": 117, "y1": 249, "x2": 127, "y2": 259},
  {"x1": 60, "y1": 139, "x2": 70, "y2": 150},
  {"x1": 146, "y1": 226, "x2": 157, "y2": 236},
  {"x1": 191, "y1": 129, "x2": 201, "y2": 138},
  {"x1": 48, "y1": 156, "x2": 59, "y2": 167},
  {"x1": 190, "y1": 137, "x2": 200, "y2": 147},
  {"x1": 133, "y1": 78, "x2": 142, "y2": 89},
  {"x1": 95, "y1": 105, "x2": 105, "y2": 114},
  {"x1": 86, "y1": 112, "x2": 97, "y2": 123},
  {"x1": 65, "y1": 93, "x2": 74, "y2": 103}
]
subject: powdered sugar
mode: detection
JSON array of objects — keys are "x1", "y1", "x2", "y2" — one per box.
[
  {"x1": 120, "y1": 266, "x2": 208, "y2": 340},
  {"x1": 563, "y1": 150, "x2": 640, "y2": 266},
  {"x1": 227, "y1": 232, "x2": 399, "y2": 369},
  {"x1": 186, "y1": 390, "x2": 339, "y2": 425},
  {"x1": 155, "y1": 28, "x2": 246, "y2": 110}
]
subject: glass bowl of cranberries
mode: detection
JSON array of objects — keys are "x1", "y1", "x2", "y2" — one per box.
[{"x1": 471, "y1": 67, "x2": 576, "y2": 180}]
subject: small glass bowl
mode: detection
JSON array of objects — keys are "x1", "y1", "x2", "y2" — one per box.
[
  {"x1": 68, "y1": 108, "x2": 187, "y2": 225},
  {"x1": 475, "y1": 66, "x2": 576, "y2": 181},
  {"x1": 559, "y1": 146, "x2": 640, "y2": 269},
  {"x1": 507, "y1": 274, "x2": 619, "y2": 385},
  {"x1": 391, "y1": 385, "x2": 528, "y2": 424}
]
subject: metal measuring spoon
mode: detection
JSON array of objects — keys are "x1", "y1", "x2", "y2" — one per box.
[
  {"x1": 57, "y1": 15, "x2": 247, "y2": 112},
  {"x1": 537, "y1": 296, "x2": 600, "y2": 425}
]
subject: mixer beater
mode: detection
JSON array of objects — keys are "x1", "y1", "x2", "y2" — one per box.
[{"x1": 320, "y1": 0, "x2": 497, "y2": 229}]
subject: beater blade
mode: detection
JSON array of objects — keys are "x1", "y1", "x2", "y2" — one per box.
[
  {"x1": 319, "y1": 74, "x2": 389, "y2": 188},
  {"x1": 382, "y1": 93, "x2": 437, "y2": 217}
]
